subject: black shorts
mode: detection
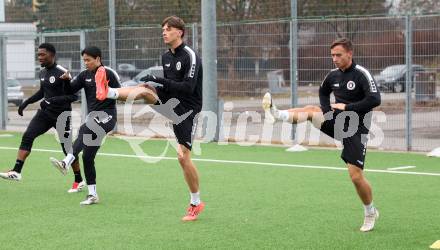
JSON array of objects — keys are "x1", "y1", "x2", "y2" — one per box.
[
  {"x1": 20, "y1": 110, "x2": 71, "y2": 153},
  {"x1": 320, "y1": 111, "x2": 369, "y2": 169},
  {"x1": 155, "y1": 88, "x2": 198, "y2": 150},
  {"x1": 72, "y1": 109, "x2": 117, "y2": 157},
  {"x1": 172, "y1": 113, "x2": 198, "y2": 150}
]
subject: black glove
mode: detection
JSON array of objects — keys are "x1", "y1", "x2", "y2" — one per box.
[
  {"x1": 46, "y1": 96, "x2": 62, "y2": 105},
  {"x1": 18, "y1": 102, "x2": 28, "y2": 116},
  {"x1": 140, "y1": 74, "x2": 158, "y2": 83},
  {"x1": 48, "y1": 94, "x2": 79, "y2": 105},
  {"x1": 40, "y1": 99, "x2": 51, "y2": 110}
]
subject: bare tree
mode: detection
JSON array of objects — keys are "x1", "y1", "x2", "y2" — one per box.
[
  {"x1": 5, "y1": 0, "x2": 35, "y2": 22},
  {"x1": 390, "y1": 0, "x2": 440, "y2": 15}
]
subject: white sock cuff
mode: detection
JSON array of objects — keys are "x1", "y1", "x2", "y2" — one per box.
[
  {"x1": 107, "y1": 87, "x2": 119, "y2": 99},
  {"x1": 64, "y1": 154, "x2": 75, "y2": 166},
  {"x1": 364, "y1": 202, "x2": 375, "y2": 214},
  {"x1": 278, "y1": 110, "x2": 290, "y2": 122},
  {"x1": 190, "y1": 191, "x2": 201, "y2": 205},
  {"x1": 88, "y1": 184, "x2": 97, "y2": 196}
]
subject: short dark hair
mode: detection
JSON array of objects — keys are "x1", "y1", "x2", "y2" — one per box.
[
  {"x1": 38, "y1": 43, "x2": 56, "y2": 54},
  {"x1": 81, "y1": 46, "x2": 102, "y2": 59},
  {"x1": 162, "y1": 16, "x2": 185, "y2": 38},
  {"x1": 331, "y1": 37, "x2": 353, "y2": 51}
]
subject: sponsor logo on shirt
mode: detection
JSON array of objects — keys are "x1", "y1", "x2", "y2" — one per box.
[
  {"x1": 49, "y1": 76, "x2": 56, "y2": 83},
  {"x1": 176, "y1": 61, "x2": 181, "y2": 71},
  {"x1": 86, "y1": 78, "x2": 92, "y2": 82},
  {"x1": 165, "y1": 63, "x2": 171, "y2": 67}
]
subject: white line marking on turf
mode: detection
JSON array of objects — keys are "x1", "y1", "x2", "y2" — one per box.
[
  {"x1": 0, "y1": 134, "x2": 13, "y2": 138},
  {"x1": 387, "y1": 166, "x2": 416, "y2": 171},
  {"x1": 0, "y1": 146, "x2": 439, "y2": 177}
]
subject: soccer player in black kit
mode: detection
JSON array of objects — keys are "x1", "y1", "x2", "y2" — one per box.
[
  {"x1": 49, "y1": 46, "x2": 120, "y2": 205},
  {"x1": 100, "y1": 16, "x2": 205, "y2": 221},
  {"x1": 0, "y1": 43, "x2": 84, "y2": 192},
  {"x1": 263, "y1": 38, "x2": 381, "y2": 232}
]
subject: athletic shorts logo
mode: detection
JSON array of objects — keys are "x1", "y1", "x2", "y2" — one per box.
[
  {"x1": 176, "y1": 61, "x2": 181, "y2": 71},
  {"x1": 49, "y1": 76, "x2": 56, "y2": 84},
  {"x1": 347, "y1": 81, "x2": 356, "y2": 90}
]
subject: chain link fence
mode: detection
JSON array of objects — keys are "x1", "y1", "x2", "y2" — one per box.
[{"x1": 1, "y1": 15, "x2": 439, "y2": 152}]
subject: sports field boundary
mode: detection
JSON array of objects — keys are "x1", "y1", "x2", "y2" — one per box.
[{"x1": 1, "y1": 146, "x2": 439, "y2": 177}]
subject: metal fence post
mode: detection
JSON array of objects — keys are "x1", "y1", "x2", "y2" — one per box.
[
  {"x1": 290, "y1": 0, "x2": 298, "y2": 141},
  {"x1": 192, "y1": 22, "x2": 199, "y2": 52},
  {"x1": 39, "y1": 33, "x2": 44, "y2": 44},
  {"x1": 108, "y1": 0, "x2": 117, "y2": 132},
  {"x1": 0, "y1": 35, "x2": 7, "y2": 130},
  {"x1": 80, "y1": 30, "x2": 87, "y2": 123},
  {"x1": 405, "y1": 14, "x2": 413, "y2": 151},
  {"x1": 0, "y1": 0, "x2": 4, "y2": 22},
  {"x1": 202, "y1": 0, "x2": 219, "y2": 141},
  {"x1": 108, "y1": 0, "x2": 117, "y2": 70}
]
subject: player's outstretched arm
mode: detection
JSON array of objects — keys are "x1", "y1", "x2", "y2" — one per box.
[{"x1": 18, "y1": 86, "x2": 44, "y2": 116}]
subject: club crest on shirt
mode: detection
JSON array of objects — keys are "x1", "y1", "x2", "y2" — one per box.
[
  {"x1": 347, "y1": 81, "x2": 356, "y2": 90},
  {"x1": 49, "y1": 76, "x2": 56, "y2": 83},
  {"x1": 176, "y1": 61, "x2": 181, "y2": 71}
]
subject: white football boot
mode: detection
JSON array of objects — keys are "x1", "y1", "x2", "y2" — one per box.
[
  {"x1": 262, "y1": 92, "x2": 278, "y2": 123},
  {"x1": 68, "y1": 181, "x2": 86, "y2": 193},
  {"x1": 360, "y1": 208, "x2": 379, "y2": 232},
  {"x1": 49, "y1": 157, "x2": 70, "y2": 176},
  {"x1": 0, "y1": 170, "x2": 22, "y2": 181},
  {"x1": 80, "y1": 195, "x2": 99, "y2": 205}
]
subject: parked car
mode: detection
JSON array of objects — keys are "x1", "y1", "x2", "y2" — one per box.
[
  {"x1": 118, "y1": 63, "x2": 136, "y2": 72},
  {"x1": 7, "y1": 78, "x2": 24, "y2": 106},
  {"x1": 374, "y1": 64, "x2": 425, "y2": 93},
  {"x1": 121, "y1": 66, "x2": 164, "y2": 88},
  {"x1": 117, "y1": 63, "x2": 138, "y2": 79}
]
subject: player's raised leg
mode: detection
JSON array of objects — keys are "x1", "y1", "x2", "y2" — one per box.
[
  {"x1": 262, "y1": 92, "x2": 324, "y2": 126},
  {"x1": 103, "y1": 83, "x2": 159, "y2": 104}
]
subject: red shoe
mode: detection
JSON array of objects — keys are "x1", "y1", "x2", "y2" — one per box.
[
  {"x1": 95, "y1": 66, "x2": 109, "y2": 101},
  {"x1": 182, "y1": 202, "x2": 205, "y2": 221},
  {"x1": 67, "y1": 181, "x2": 85, "y2": 193}
]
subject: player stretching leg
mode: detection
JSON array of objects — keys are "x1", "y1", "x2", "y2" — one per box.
[{"x1": 263, "y1": 38, "x2": 381, "y2": 232}]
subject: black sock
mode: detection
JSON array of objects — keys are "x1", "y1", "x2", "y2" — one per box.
[
  {"x1": 74, "y1": 170, "x2": 83, "y2": 183},
  {"x1": 12, "y1": 159, "x2": 24, "y2": 173}
]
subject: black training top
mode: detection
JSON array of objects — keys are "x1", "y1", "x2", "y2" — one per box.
[
  {"x1": 25, "y1": 63, "x2": 77, "y2": 117},
  {"x1": 70, "y1": 66, "x2": 121, "y2": 113},
  {"x1": 154, "y1": 42, "x2": 203, "y2": 112},
  {"x1": 319, "y1": 62, "x2": 381, "y2": 115}
]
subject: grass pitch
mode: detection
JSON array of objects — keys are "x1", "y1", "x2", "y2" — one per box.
[{"x1": 0, "y1": 131, "x2": 439, "y2": 249}]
